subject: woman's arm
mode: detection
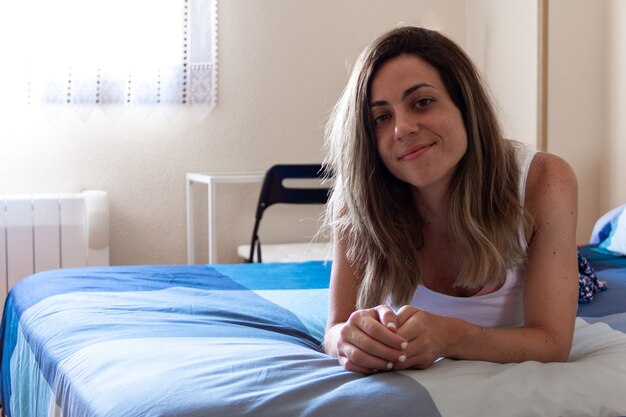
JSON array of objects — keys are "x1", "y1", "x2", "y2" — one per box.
[
  {"x1": 323, "y1": 229, "x2": 408, "y2": 373},
  {"x1": 393, "y1": 152, "x2": 579, "y2": 368}
]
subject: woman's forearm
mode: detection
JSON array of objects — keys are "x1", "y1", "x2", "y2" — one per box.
[{"x1": 443, "y1": 317, "x2": 573, "y2": 363}]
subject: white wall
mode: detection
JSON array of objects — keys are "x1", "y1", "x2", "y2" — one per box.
[{"x1": 0, "y1": 0, "x2": 468, "y2": 265}]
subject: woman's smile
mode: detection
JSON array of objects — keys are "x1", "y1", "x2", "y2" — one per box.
[{"x1": 399, "y1": 142, "x2": 434, "y2": 161}]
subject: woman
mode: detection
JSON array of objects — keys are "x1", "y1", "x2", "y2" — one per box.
[{"x1": 323, "y1": 26, "x2": 578, "y2": 373}]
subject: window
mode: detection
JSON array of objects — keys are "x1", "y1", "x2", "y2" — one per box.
[{"x1": 0, "y1": 0, "x2": 217, "y2": 117}]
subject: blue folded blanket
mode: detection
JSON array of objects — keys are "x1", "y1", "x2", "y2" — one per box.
[{"x1": 591, "y1": 204, "x2": 626, "y2": 256}]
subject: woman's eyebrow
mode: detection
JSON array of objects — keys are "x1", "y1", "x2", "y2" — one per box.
[
  {"x1": 401, "y1": 83, "x2": 435, "y2": 100},
  {"x1": 369, "y1": 83, "x2": 435, "y2": 108}
]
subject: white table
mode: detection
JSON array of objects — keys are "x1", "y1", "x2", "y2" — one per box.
[{"x1": 186, "y1": 172, "x2": 263, "y2": 264}]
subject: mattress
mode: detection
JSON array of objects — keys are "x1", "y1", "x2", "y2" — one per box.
[{"x1": 1, "y1": 245, "x2": 625, "y2": 417}]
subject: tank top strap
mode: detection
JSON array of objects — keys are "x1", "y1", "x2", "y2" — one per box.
[{"x1": 511, "y1": 140, "x2": 538, "y2": 206}]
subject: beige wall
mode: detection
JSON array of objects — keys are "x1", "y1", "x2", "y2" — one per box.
[{"x1": 547, "y1": 0, "x2": 626, "y2": 243}]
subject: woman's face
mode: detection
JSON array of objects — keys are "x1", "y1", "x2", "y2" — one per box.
[{"x1": 369, "y1": 54, "x2": 467, "y2": 196}]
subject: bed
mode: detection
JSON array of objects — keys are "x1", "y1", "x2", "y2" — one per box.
[{"x1": 1, "y1": 244, "x2": 625, "y2": 417}]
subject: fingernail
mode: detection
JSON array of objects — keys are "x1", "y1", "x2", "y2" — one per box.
[
  {"x1": 387, "y1": 322, "x2": 397, "y2": 330},
  {"x1": 386, "y1": 362, "x2": 393, "y2": 370},
  {"x1": 400, "y1": 342, "x2": 408, "y2": 350},
  {"x1": 398, "y1": 355, "x2": 406, "y2": 363}
]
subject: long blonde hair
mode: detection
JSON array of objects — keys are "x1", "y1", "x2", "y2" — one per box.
[{"x1": 324, "y1": 27, "x2": 525, "y2": 309}]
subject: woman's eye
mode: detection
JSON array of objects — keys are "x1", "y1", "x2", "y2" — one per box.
[
  {"x1": 372, "y1": 113, "x2": 391, "y2": 127},
  {"x1": 414, "y1": 98, "x2": 433, "y2": 109}
]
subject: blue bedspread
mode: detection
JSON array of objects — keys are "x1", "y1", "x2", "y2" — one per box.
[
  {"x1": 1, "y1": 248, "x2": 626, "y2": 417},
  {"x1": 0, "y1": 262, "x2": 440, "y2": 417}
]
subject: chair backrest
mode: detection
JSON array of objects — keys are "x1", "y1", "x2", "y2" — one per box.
[{"x1": 247, "y1": 164, "x2": 331, "y2": 263}]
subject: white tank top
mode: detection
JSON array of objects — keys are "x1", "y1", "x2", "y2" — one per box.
[{"x1": 408, "y1": 141, "x2": 537, "y2": 328}]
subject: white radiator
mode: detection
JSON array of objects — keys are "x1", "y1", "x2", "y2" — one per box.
[{"x1": 0, "y1": 190, "x2": 109, "y2": 304}]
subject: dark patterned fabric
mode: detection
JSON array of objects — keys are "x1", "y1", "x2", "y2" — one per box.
[{"x1": 579, "y1": 251, "x2": 608, "y2": 303}]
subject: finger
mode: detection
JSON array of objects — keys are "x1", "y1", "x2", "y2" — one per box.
[
  {"x1": 340, "y1": 356, "x2": 392, "y2": 373},
  {"x1": 388, "y1": 344, "x2": 433, "y2": 371},
  {"x1": 396, "y1": 305, "x2": 420, "y2": 324},
  {"x1": 392, "y1": 357, "x2": 432, "y2": 371},
  {"x1": 351, "y1": 312, "x2": 408, "y2": 352},
  {"x1": 374, "y1": 305, "x2": 400, "y2": 331},
  {"x1": 394, "y1": 333, "x2": 438, "y2": 371},
  {"x1": 338, "y1": 344, "x2": 396, "y2": 373},
  {"x1": 338, "y1": 355, "x2": 373, "y2": 373},
  {"x1": 405, "y1": 352, "x2": 437, "y2": 370},
  {"x1": 395, "y1": 306, "x2": 425, "y2": 341},
  {"x1": 342, "y1": 321, "x2": 405, "y2": 363}
]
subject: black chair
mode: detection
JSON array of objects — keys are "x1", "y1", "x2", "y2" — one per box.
[{"x1": 244, "y1": 164, "x2": 331, "y2": 263}]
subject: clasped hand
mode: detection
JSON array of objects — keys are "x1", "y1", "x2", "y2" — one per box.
[{"x1": 335, "y1": 305, "x2": 443, "y2": 373}]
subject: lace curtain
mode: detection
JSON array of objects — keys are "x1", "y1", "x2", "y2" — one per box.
[{"x1": 0, "y1": 0, "x2": 217, "y2": 119}]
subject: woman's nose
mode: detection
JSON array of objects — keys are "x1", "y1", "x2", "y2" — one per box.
[{"x1": 393, "y1": 110, "x2": 418, "y2": 141}]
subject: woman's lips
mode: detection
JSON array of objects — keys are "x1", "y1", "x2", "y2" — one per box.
[{"x1": 399, "y1": 143, "x2": 433, "y2": 161}]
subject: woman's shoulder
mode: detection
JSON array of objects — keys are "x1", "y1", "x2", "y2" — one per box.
[
  {"x1": 527, "y1": 151, "x2": 577, "y2": 188},
  {"x1": 525, "y1": 151, "x2": 578, "y2": 217}
]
